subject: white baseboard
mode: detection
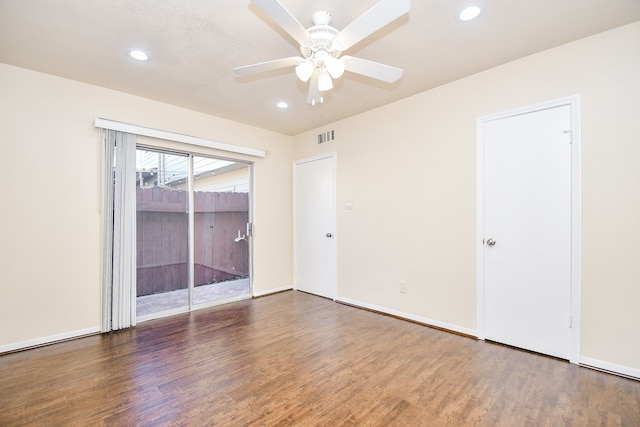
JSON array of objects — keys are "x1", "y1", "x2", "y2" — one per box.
[
  {"x1": 580, "y1": 357, "x2": 640, "y2": 380},
  {"x1": 253, "y1": 285, "x2": 293, "y2": 298},
  {"x1": 336, "y1": 296, "x2": 478, "y2": 337},
  {"x1": 0, "y1": 326, "x2": 101, "y2": 354}
]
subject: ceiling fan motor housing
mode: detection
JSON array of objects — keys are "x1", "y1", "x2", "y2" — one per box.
[
  {"x1": 300, "y1": 24, "x2": 344, "y2": 59},
  {"x1": 297, "y1": 12, "x2": 347, "y2": 85}
]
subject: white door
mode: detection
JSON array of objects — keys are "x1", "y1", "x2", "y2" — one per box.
[
  {"x1": 294, "y1": 154, "x2": 337, "y2": 299},
  {"x1": 481, "y1": 104, "x2": 573, "y2": 359}
]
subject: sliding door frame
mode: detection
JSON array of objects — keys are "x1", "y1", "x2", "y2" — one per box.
[{"x1": 136, "y1": 144, "x2": 254, "y2": 322}]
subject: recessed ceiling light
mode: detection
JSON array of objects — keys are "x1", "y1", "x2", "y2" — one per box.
[
  {"x1": 458, "y1": 4, "x2": 482, "y2": 22},
  {"x1": 129, "y1": 50, "x2": 148, "y2": 61},
  {"x1": 276, "y1": 101, "x2": 288, "y2": 109}
]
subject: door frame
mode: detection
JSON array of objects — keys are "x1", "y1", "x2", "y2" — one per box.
[
  {"x1": 135, "y1": 145, "x2": 255, "y2": 322},
  {"x1": 293, "y1": 152, "x2": 337, "y2": 300},
  {"x1": 476, "y1": 95, "x2": 582, "y2": 364}
]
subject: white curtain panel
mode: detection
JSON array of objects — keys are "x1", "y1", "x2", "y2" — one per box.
[{"x1": 102, "y1": 130, "x2": 137, "y2": 332}]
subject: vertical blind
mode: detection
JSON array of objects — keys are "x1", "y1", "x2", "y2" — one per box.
[{"x1": 102, "y1": 130, "x2": 137, "y2": 332}]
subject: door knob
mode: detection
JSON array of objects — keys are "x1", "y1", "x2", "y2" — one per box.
[
  {"x1": 326, "y1": 233, "x2": 333, "y2": 238},
  {"x1": 486, "y1": 238, "x2": 496, "y2": 246}
]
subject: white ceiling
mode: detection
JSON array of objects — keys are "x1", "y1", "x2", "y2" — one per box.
[{"x1": 1, "y1": 0, "x2": 639, "y2": 135}]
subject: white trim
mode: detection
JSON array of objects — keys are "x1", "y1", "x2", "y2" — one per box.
[
  {"x1": 248, "y1": 163, "x2": 256, "y2": 299},
  {"x1": 94, "y1": 117, "x2": 266, "y2": 158},
  {"x1": 478, "y1": 95, "x2": 579, "y2": 122},
  {"x1": 476, "y1": 95, "x2": 582, "y2": 364},
  {"x1": 581, "y1": 357, "x2": 640, "y2": 380},
  {"x1": 0, "y1": 327, "x2": 101, "y2": 354},
  {"x1": 252, "y1": 285, "x2": 293, "y2": 297},
  {"x1": 293, "y1": 152, "x2": 336, "y2": 165},
  {"x1": 569, "y1": 97, "x2": 583, "y2": 365},
  {"x1": 188, "y1": 156, "x2": 195, "y2": 308},
  {"x1": 476, "y1": 119, "x2": 486, "y2": 340},
  {"x1": 337, "y1": 297, "x2": 478, "y2": 337}
]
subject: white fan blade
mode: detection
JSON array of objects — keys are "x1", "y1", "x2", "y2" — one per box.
[
  {"x1": 251, "y1": 0, "x2": 310, "y2": 46},
  {"x1": 342, "y1": 56, "x2": 403, "y2": 83},
  {"x1": 338, "y1": 0, "x2": 410, "y2": 49},
  {"x1": 307, "y1": 72, "x2": 322, "y2": 105},
  {"x1": 234, "y1": 56, "x2": 303, "y2": 75}
]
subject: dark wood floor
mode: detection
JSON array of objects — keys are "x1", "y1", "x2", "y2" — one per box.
[{"x1": 1, "y1": 291, "x2": 639, "y2": 426}]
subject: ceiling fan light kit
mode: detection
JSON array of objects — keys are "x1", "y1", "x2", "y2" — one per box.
[
  {"x1": 234, "y1": 0, "x2": 410, "y2": 105},
  {"x1": 295, "y1": 59, "x2": 315, "y2": 82},
  {"x1": 317, "y1": 69, "x2": 334, "y2": 91}
]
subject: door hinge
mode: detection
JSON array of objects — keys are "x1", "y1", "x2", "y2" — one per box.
[
  {"x1": 568, "y1": 315, "x2": 572, "y2": 328},
  {"x1": 246, "y1": 223, "x2": 253, "y2": 238}
]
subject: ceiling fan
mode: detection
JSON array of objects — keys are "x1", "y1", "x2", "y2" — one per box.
[{"x1": 234, "y1": 0, "x2": 410, "y2": 105}]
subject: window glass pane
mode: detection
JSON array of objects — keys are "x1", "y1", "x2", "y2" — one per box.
[
  {"x1": 192, "y1": 157, "x2": 251, "y2": 305},
  {"x1": 136, "y1": 149, "x2": 189, "y2": 316}
]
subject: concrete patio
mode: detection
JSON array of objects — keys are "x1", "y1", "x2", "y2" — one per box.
[{"x1": 136, "y1": 278, "x2": 251, "y2": 317}]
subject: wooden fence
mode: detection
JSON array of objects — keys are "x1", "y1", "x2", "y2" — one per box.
[{"x1": 136, "y1": 187, "x2": 249, "y2": 296}]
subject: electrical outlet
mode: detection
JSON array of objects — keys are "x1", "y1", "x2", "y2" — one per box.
[{"x1": 399, "y1": 281, "x2": 407, "y2": 294}]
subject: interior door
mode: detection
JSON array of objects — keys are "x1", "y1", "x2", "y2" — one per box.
[
  {"x1": 482, "y1": 105, "x2": 572, "y2": 359},
  {"x1": 294, "y1": 154, "x2": 337, "y2": 299}
]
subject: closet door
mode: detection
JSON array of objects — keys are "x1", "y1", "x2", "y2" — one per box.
[
  {"x1": 481, "y1": 105, "x2": 572, "y2": 359},
  {"x1": 294, "y1": 154, "x2": 337, "y2": 299}
]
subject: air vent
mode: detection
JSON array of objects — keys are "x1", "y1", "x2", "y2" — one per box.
[{"x1": 317, "y1": 130, "x2": 335, "y2": 144}]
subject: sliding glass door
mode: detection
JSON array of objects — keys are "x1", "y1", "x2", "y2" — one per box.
[
  {"x1": 192, "y1": 156, "x2": 251, "y2": 305},
  {"x1": 135, "y1": 148, "x2": 251, "y2": 319}
]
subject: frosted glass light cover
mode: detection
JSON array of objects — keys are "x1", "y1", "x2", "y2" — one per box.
[
  {"x1": 325, "y1": 56, "x2": 345, "y2": 79},
  {"x1": 317, "y1": 70, "x2": 333, "y2": 91},
  {"x1": 295, "y1": 60, "x2": 315, "y2": 82}
]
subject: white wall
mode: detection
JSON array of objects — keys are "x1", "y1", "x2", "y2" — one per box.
[
  {"x1": 293, "y1": 22, "x2": 640, "y2": 375},
  {"x1": 0, "y1": 64, "x2": 293, "y2": 349}
]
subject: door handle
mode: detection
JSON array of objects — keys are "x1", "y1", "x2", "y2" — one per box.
[
  {"x1": 326, "y1": 233, "x2": 333, "y2": 238},
  {"x1": 486, "y1": 238, "x2": 496, "y2": 246}
]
